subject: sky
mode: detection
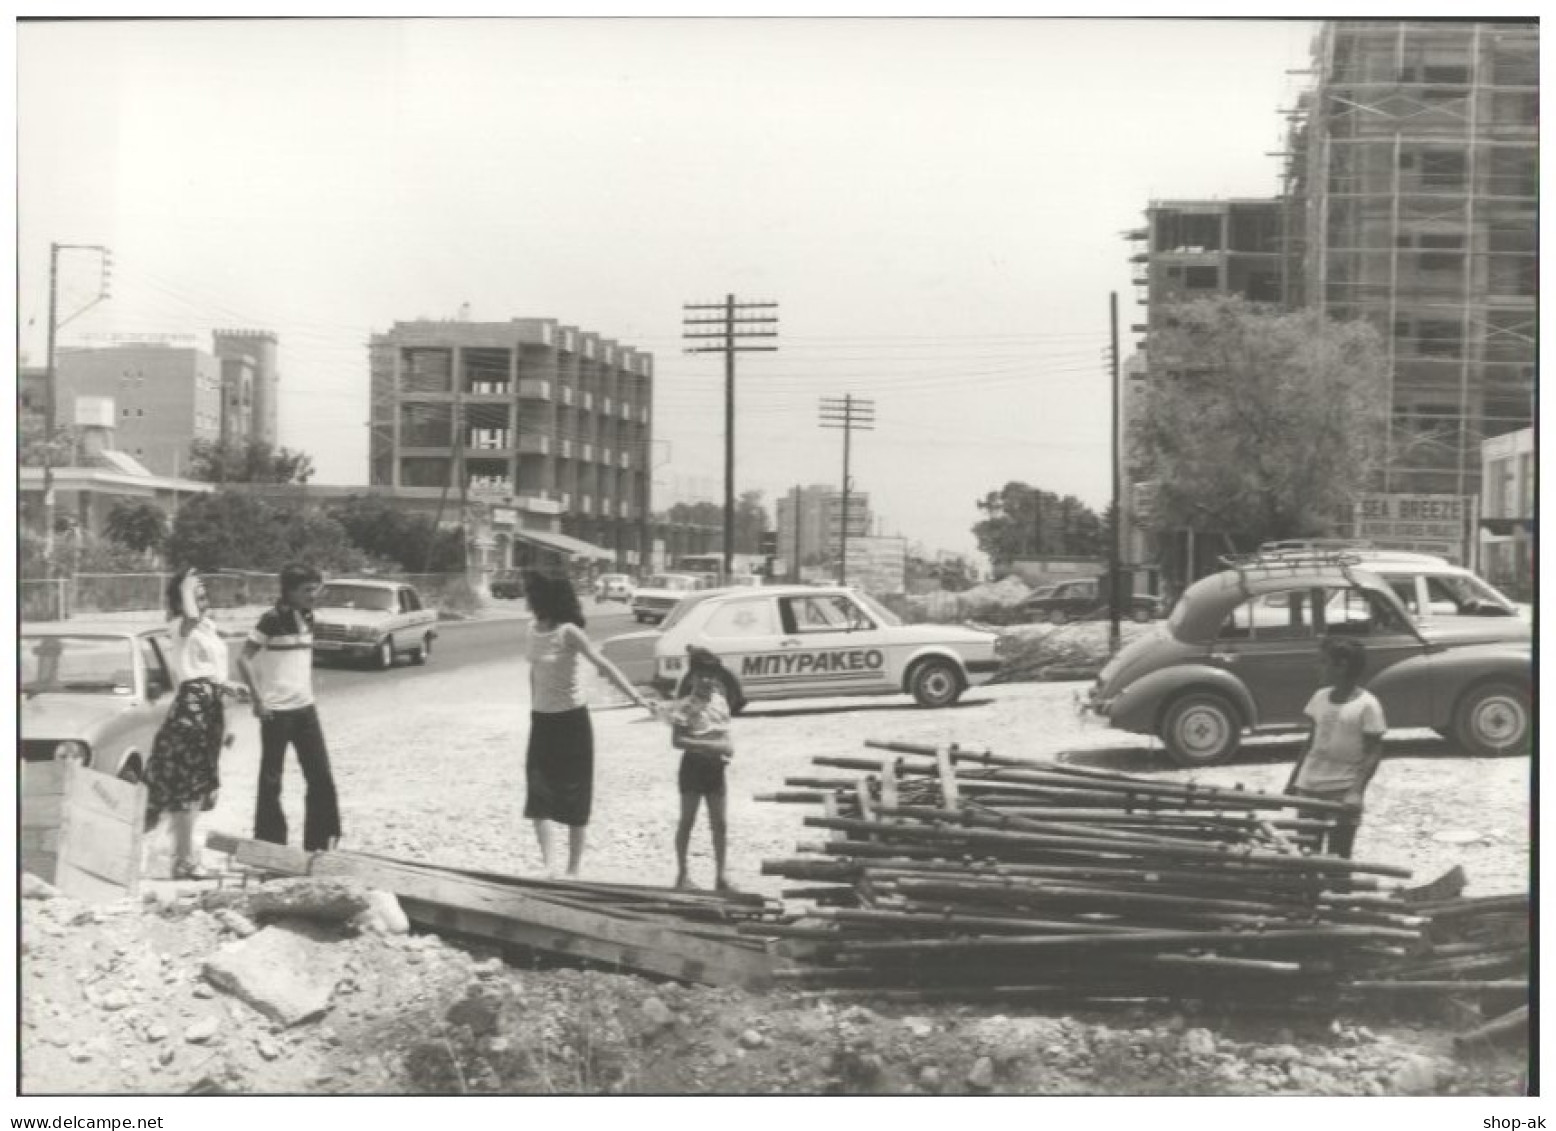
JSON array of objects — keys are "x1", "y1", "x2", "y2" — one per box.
[{"x1": 18, "y1": 17, "x2": 1318, "y2": 559}]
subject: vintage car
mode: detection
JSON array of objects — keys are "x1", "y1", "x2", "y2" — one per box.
[
  {"x1": 489, "y1": 570, "x2": 525, "y2": 600},
  {"x1": 627, "y1": 584, "x2": 1000, "y2": 709},
  {"x1": 1084, "y1": 555, "x2": 1532, "y2": 766},
  {"x1": 629, "y1": 573, "x2": 703, "y2": 625},
  {"x1": 1259, "y1": 548, "x2": 1521, "y2": 627},
  {"x1": 20, "y1": 622, "x2": 183, "y2": 783},
  {"x1": 595, "y1": 573, "x2": 634, "y2": 603},
  {"x1": 311, "y1": 579, "x2": 438, "y2": 670},
  {"x1": 1018, "y1": 578, "x2": 1161, "y2": 625}
]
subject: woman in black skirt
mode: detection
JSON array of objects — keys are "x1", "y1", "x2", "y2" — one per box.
[
  {"x1": 143, "y1": 569, "x2": 250, "y2": 878},
  {"x1": 523, "y1": 571, "x2": 652, "y2": 876}
]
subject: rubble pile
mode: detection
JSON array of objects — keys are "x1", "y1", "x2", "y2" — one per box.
[
  {"x1": 757, "y1": 739, "x2": 1527, "y2": 1029},
  {"x1": 992, "y1": 621, "x2": 1155, "y2": 683},
  {"x1": 901, "y1": 577, "x2": 1030, "y2": 625}
]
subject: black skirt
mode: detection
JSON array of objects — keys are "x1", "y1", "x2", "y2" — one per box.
[{"x1": 524, "y1": 707, "x2": 595, "y2": 826}]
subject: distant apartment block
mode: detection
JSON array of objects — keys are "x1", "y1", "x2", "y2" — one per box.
[
  {"x1": 776, "y1": 484, "x2": 873, "y2": 567},
  {"x1": 54, "y1": 344, "x2": 224, "y2": 477},
  {"x1": 367, "y1": 317, "x2": 653, "y2": 566},
  {"x1": 212, "y1": 329, "x2": 280, "y2": 447}
]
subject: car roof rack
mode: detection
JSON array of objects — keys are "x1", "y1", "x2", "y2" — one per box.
[
  {"x1": 1257, "y1": 538, "x2": 1375, "y2": 553},
  {"x1": 1218, "y1": 548, "x2": 1366, "y2": 574}
]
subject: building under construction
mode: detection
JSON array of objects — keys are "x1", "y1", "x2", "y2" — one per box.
[
  {"x1": 1126, "y1": 18, "x2": 1536, "y2": 558},
  {"x1": 1293, "y1": 18, "x2": 1537, "y2": 497}
]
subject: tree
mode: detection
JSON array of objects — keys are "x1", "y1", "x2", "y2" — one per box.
[
  {"x1": 1129, "y1": 296, "x2": 1388, "y2": 552},
  {"x1": 328, "y1": 494, "x2": 465, "y2": 573},
  {"x1": 104, "y1": 501, "x2": 169, "y2": 556},
  {"x1": 166, "y1": 490, "x2": 369, "y2": 574},
  {"x1": 664, "y1": 491, "x2": 769, "y2": 553},
  {"x1": 972, "y1": 483, "x2": 1106, "y2": 570},
  {"x1": 186, "y1": 438, "x2": 316, "y2": 484},
  {"x1": 18, "y1": 416, "x2": 79, "y2": 469}
]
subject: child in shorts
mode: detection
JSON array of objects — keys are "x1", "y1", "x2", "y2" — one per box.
[
  {"x1": 658, "y1": 646, "x2": 735, "y2": 891},
  {"x1": 1285, "y1": 636, "x2": 1388, "y2": 860}
]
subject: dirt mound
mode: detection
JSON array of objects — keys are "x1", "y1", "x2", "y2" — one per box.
[{"x1": 21, "y1": 881, "x2": 1524, "y2": 1095}]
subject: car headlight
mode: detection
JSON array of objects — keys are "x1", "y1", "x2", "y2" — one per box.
[{"x1": 53, "y1": 740, "x2": 89, "y2": 764}]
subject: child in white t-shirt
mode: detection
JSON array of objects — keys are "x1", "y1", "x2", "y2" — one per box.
[
  {"x1": 656, "y1": 646, "x2": 736, "y2": 891},
  {"x1": 1286, "y1": 636, "x2": 1388, "y2": 859}
]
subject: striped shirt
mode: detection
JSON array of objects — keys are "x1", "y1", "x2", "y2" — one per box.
[{"x1": 248, "y1": 604, "x2": 316, "y2": 711}]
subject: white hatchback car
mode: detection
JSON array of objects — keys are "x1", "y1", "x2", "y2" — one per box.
[{"x1": 634, "y1": 585, "x2": 1000, "y2": 709}]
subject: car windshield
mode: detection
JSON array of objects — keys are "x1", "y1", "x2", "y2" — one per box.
[
  {"x1": 855, "y1": 591, "x2": 903, "y2": 627},
  {"x1": 20, "y1": 635, "x2": 136, "y2": 695},
  {"x1": 644, "y1": 575, "x2": 695, "y2": 591},
  {"x1": 317, "y1": 584, "x2": 396, "y2": 612},
  {"x1": 659, "y1": 591, "x2": 717, "y2": 631}
]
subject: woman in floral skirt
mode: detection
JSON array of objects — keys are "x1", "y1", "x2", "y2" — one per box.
[{"x1": 143, "y1": 568, "x2": 249, "y2": 878}]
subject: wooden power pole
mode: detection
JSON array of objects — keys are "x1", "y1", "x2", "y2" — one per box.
[
  {"x1": 1108, "y1": 291, "x2": 1123, "y2": 656},
  {"x1": 819, "y1": 395, "x2": 875, "y2": 586},
  {"x1": 683, "y1": 296, "x2": 778, "y2": 578}
]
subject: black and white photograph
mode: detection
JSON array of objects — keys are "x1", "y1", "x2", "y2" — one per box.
[{"x1": 10, "y1": 10, "x2": 1539, "y2": 1115}]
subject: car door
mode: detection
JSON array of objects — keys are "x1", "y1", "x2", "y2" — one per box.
[
  {"x1": 771, "y1": 593, "x2": 893, "y2": 697},
  {"x1": 402, "y1": 585, "x2": 433, "y2": 630},
  {"x1": 697, "y1": 597, "x2": 788, "y2": 697},
  {"x1": 1318, "y1": 584, "x2": 1433, "y2": 728},
  {"x1": 1208, "y1": 585, "x2": 1326, "y2": 725}
]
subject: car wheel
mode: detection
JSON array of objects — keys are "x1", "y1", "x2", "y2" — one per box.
[
  {"x1": 909, "y1": 657, "x2": 964, "y2": 709},
  {"x1": 1131, "y1": 606, "x2": 1153, "y2": 624},
  {"x1": 1049, "y1": 609, "x2": 1068, "y2": 626},
  {"x1": 411, "y1": 633, "x2": 432, "y2": 665},
  {"x1": 1453, "y1": 682, "x2": 1530, "y2": 758},
  {"x1": 375, "y1": 637, "x2": 395, "y2": 671},
  {"x1": 117, "y1": 756, "x2": 143, "y2": 785},
  {"x1": 1160, "y1": 692, "x2": 1242, "y2": 767}
]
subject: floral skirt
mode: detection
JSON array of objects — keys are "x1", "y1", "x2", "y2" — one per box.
[{"x1": 143, "y1": 678, "x2": 225, "y2": 830}]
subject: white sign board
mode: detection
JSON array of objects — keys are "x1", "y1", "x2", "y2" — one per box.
[
  {"x1": 844, "y1": 536, "x2": 907, "y2": 595},
  {"x1": 1340, "y1": 493, "x2": 1471, "y2": 563},
  {"x1": 74, "y1": 396, "x2": 116, "y2": 428}
]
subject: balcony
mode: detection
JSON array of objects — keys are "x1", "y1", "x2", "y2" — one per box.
[
  {"x1": 560, "y1": 386, "x2": 574, "y2": 407},
  {"x1": 517, "y1": 434, "x2": 551, "y2": 456},
  {"x1": 559, "y1": 439, "x2": 573, "y2": 458},
  {"x1": 466, "y1": 380, "x2": 511, "y2": 398},
  {"x1": 517, "y1": 378, "x2": 552, "y2": 400},
  {"x1": 582, "y1": 443, "x2": 594, "y2": 462},
  {"x1": 580, "y1": 495, "x2": 594, "y2": 515},
  {"x1": 618, "y1": 402, "x2": 633, "y2": 422},
  {"x1": 464, "y1": 431, "x2": 512, "y2": 452},
  {"x1": 638, "y1": 406, "x2": 650, "y2": 425},
  {"x1": 602, "y1": 396, "x2": 613, "y2": 415},
  {"x1": 618, "y1": 451, "x2": 631, "y2": 470},
  {"x1": 516, "y1": 493, "x2": 564, "y2": 516},
  {"x1": 583, "y1": 392, "x2": 595, "y2": 412},
  {"x1": 466, "y1": 476, "x2": 513, "y2": 498}
]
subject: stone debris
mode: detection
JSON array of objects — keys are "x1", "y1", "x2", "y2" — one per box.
[
  {"x1": 23, "y1": 874, "x2": 62, "y2": 901},
  {"x1": 203, "y1": 926, "x2": 339, "y2": 1028},
  {"x1": 966, "y1": 1056, "x2": 995, "y2": 1091},
  {"x1": 183, "y1": 1017, "x2": 220, "y2": 1044}
]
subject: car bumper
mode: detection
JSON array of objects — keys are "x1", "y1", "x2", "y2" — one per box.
[{"x1": 314, "y1": 639, "x2": 379, "y2": 658}]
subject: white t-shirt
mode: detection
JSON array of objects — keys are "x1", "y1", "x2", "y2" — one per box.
[
  {"x1": 1294, "y1": 687, "x2": 1388, "y2": 794},
  {"x1": 527, "y1": 623, "x2": 587, "y2": 714},
  {"x1": 171, "y1": 617, "x2": 228, "y2": 686}
]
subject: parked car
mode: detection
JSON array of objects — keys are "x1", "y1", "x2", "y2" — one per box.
[
  {"x1": 490, "y1": 570, "x2": 525, "y2": 600},
  {"x1": 1019, "y1": 578, "x2": 1160, "y2": 625},
  {"x1": 595, "y1": 573, "x2": 634, "y2": 603},
  {"x1": 312, "y1": 579, "x2": 438, "y2": 670},
  {"x1": 20, "y1": 623, "x2": 181, "y2": 783},
  {"x1": 1084, "y1": 556, "x2": 1531, "y2": 766},
  {"x1": 623, "y1": 584, "x2": 1000, "y2": 709},
  {"x1": 630, "y1": 573, "x2": 703, "y2": 625},
  {"x1": 1257, "y1": 548, "x2": 1520, "y2": 627}
]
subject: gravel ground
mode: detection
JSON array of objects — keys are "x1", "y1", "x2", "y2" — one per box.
[{"x1": 179, "y1": 648, "x2": 1530, "y2": 900}]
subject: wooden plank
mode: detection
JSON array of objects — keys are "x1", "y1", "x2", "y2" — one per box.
[
  {"x1": 935, "y1": 746, "x2": 960, "y2": 810},
  {"x1": 312, "y1": 852, "x2": 776, "y2": 987},
  {"x1": 21, "y1": 760, "x2": 70, "y2": 798},
  {"x1": 821, "y1": 793, "x2": 843, "y2": 842},
  {"x1": 66, "y1": 768, "x2": 144, "y2": 826},
  {"x1": 204, "y1": 831, "x2": 315, "y2": 876},
  {"x1": 53, "y1": 862, "x2": 136, "y2": 904},
  {"x1": 55, "y1": 808, "x2": 141, "y2": 887},
  {"x1": 21, "y1": 795, "x2": 64, "y2": 829},
  {"x1": 879, "y1": 761, "x2": 899, "y2": 820}
]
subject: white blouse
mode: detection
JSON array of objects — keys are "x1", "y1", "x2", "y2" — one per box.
[{"x1": 171, "y1": 617, "x2": 229, "y2": 686}]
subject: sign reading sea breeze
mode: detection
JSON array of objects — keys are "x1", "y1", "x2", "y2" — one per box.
[
  {"x1": 1339, "y1": 494, "x2": 1472, "y2": 564},
  {"x1": 844, "y1": 536, "x2": 908, "y2": 595}
]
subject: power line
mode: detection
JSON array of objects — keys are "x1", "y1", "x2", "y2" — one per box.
[{"x1": 818, "y1": 394, "x2": 875, "y2": 586}]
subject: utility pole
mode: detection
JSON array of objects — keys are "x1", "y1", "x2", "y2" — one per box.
[
  {"x1": 40, "y1": 242, "x2": 111, "y2": 578},
  {"x1": 1108, "y1": 292, "x2": 1123, "y2": 656},
  {"x1": 819, "y1": 395, "x2": 875, "y2": 586},
  {"x1": 683, "y1": 296, "x2": 778, "y2": 579}
]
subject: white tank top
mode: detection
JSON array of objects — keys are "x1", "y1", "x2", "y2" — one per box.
[{"x1": 527, "y1": 623, "x2": 586, "y2": 713}]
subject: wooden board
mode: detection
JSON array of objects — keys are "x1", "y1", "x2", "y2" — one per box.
[
  {"x1": 22, "y1": 762, "x2": 146, "y2": 902},
  {"x1": 311, "y1": 852, "x2": 777, "y2": 988}
]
